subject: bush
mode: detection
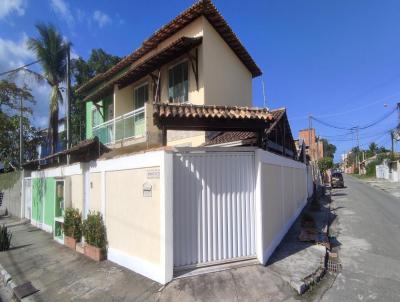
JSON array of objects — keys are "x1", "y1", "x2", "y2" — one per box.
[
  {"x1": 82, "y1": 211, "x2": 107, "y2": 249},
  {"x1": 64, "y1": 208, "x2": 82, "y2": 241},
  {"x1": 0, "y1": 225, "x2": 12, "y2": 251},
  {"x1": 366, "y1": 160, "x2": 379, "y2": 177}
]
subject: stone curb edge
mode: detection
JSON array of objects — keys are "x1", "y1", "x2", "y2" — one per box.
[{"x1": 0, "y1": 263, "x2": 36, "y2": 302}]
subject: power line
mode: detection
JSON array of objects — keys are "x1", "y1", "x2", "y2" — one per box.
[
  {"x1": 312, "y1": 106, "x2": 397, "y2": 131},
  {"x1": 0, "y1": 60, "x2": 40, "y2": 77}
]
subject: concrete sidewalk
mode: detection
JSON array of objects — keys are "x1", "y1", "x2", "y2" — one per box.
[
  {"x1": 0, "y1": 203, "x2": 328, "y2": 301},
  {"x1": 267, "y1": 194, "x2": 330, "y2": 295},
  {"x1": 364, "y1": 178, "x2": 400, "y2": 199}
]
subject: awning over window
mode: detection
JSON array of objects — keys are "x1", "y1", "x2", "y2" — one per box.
[{"x1": 81, "y1": 37, "x2": 202, "y2": 103}]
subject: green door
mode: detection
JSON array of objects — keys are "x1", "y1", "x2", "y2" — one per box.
[
  {"x1": 32, "y1": 178, "x2": 44, "y2": 223},
  {"x1": 44, "y1": 178, "x2": 56, "y2": 228}
]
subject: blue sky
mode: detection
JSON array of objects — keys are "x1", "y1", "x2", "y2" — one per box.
[{"x1": 0, "y1": 0, "x2": 399, "y2": 161}]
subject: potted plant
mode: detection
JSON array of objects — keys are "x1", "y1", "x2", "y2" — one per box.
[
  {"x1": 82, "y1": 211, "x2": 107, "y2": 261},
  {"x1": 64, "y1": 208, "x2": 82, "y2": 250}
]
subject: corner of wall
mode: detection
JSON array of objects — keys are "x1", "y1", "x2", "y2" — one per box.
[{"x1": 160, "y1": 151, "x2": 174, "y2": 284}]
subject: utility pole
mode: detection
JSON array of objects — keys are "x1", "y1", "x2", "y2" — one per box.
[
  {"x1": 308, "y1": 114, "x2": 312, "y2": 161},
  {"x1": 19, "y1": 96, "x2": 23, "y2": 169},
  {"x1": 355, "y1": 127, "x2": 360, "y2": 175},
  {"x1": 66, "y1": 44, "x2": 71, "y2": 163}
]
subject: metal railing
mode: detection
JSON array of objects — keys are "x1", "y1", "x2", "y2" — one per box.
[{"x1": 92, "y1": 107, "x2": 146, "y2": 145}]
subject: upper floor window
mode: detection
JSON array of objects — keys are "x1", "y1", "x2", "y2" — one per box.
[
  {"x1": 92, "y1": 107, "x2": 102, "y2": 127},
  {"x1": 134, "y1": 83, "x2": 148, "y2": 109},
  {"x1": 168, "y1": 61, "x2": 188, "y2": 103}
]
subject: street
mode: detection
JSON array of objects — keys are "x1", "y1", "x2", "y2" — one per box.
[{"x1": 319, "y1": 175, "x2": 400, "y2": 302}]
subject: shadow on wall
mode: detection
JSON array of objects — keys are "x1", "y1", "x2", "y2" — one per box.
[{"x1": 267, "y1": 194, "x2": 340, "y2": 266}]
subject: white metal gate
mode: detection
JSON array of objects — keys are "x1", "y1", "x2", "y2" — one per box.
[
  {"x1": 173, "y1": 151, "x2": 256, "y2": 268},
  {"x1": 24, "y1": 178, "x2": 32, "y2": 220}
]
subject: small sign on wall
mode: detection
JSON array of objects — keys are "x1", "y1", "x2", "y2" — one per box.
[
  {"x1": 146, "y1": 168, "x2": 160, "y2": 179},
  {"x1": 143, "y1": 182, "x2": 152, "y2": 197}
]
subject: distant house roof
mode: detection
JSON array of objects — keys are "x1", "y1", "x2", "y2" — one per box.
[
  {"x1": 204, "y1": 131, "x2": 257, "y2": 146},
  {"x1": 77, "y1": 0, "x2": 261, "y2": 96},
  {"x1": 202, "y1": 108, "x2": 287, "y2": 146}
]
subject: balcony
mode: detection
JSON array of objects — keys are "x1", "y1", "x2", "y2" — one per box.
[{"x1": 93, "y1": 107, "x2": 146, "y2": 145}]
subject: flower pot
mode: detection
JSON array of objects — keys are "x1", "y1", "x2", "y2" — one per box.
[
  {"x1": 64, "y1": 236, "x2": 77, "y2": 250},
  {"x1": 84, "y1": 244, "x2": 105, "y2": 261}
]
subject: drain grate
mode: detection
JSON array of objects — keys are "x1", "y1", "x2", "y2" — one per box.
[
  {"x1": 327, "y1": 257, "x2": 342, "y2": 272},
  {"x1": 13, "y1": 282, "x2": 39, "y2": 300}
]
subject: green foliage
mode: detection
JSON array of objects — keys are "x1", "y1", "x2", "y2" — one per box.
[
  {"x1": 72, "y1": 49, "x2": 121, "y2": 87},
  {"x1": 0, "y1": 80, "x2": 40, "y2": 169},
  {"x1": 71, "y1": 49, "x2": 121, "y2": 145},
  {"x1": 318, "y1": 157, "x2": 334, "y2": 173},
  {"x1": 365, "y1": 160, "x2": 379, "y2": 177},
  {"x1": 0, "y1": 171, "x2": 21, "y2": 191},
  {"x1": 321, "y1": 138, "x2": 337, "y2": 158},
  {"x1": 0, "y1": 225, "x2": 12, "y2": 251},
  {"x1": 64, "y1": 208, "x2": 82, "y2": 241},
  {"x1": 0, "y1": 80, "x2": 35, "y2": 114},
  {"x1": 82, "y1": 211, "x2": 107, "y2": 249},
  {"x1": 28, "y1": 23, "x2": 69, "y2": 155}
]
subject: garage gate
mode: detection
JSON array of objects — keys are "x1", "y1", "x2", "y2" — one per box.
[{"x1": 173, "y1": 151, "x2": 256, "y2": 268}]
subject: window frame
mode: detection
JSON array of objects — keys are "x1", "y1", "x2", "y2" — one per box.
[
  {"x1": 133, "y1": 81, "x2": 149, "y2": 110},
  {"x1": 168, "y1": 59, "x2": 189, "y2": 103}
]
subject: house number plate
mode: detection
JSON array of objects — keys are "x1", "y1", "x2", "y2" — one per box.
[{"x1": 147, "y1": 168, "x2": 160, "y2": 179}]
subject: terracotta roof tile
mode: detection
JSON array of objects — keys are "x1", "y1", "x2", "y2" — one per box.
[
  {"x1": 204, "y1": 131, "x2": 257, "y2": 146},
  {"x1": 153, "y1": 103, "x2": 274, "y2": 121}
]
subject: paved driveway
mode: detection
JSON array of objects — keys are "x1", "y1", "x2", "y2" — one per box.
[
  {"x1": 318, "y1": 175, "x2": 400, "y2": 302},
  {"x1": 0, "y1": 218, "x2": 301, "y2": 302}
]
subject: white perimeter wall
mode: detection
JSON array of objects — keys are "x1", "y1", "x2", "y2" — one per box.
[{"x1": 255, "y1": 149, "x2": 308, "y2": 264}]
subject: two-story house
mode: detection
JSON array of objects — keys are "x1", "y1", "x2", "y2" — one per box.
[{"x1": 77, "y1": 0, "x2": 261, "y2": 150}]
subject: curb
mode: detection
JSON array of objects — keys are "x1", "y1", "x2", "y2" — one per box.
[{"x1": 0, "y1": 263, "x2": 36, "y2": 302}]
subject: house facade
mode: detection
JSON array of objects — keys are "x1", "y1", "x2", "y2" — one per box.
[
  {"x1": 298, "y1": 128, "x2": 324, "y2": 162},
  {"x1": 78, "y1": 0, "x2": 261, "y2": 150},
  {"x1": 20, "y1": 0, "x2": 316, "y2": 286}
]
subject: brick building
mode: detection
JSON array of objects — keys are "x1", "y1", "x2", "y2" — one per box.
[{"x1": 298, "y1": 128, "x2": 324, "y2": 162}]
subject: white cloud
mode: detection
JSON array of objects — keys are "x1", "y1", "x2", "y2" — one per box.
[
  {"x1": 0, "y1": 33, "x2": 51, "y2": 128},
  {"x1": 0, "y1": 33, "x2": 33, "y2": 71},
  {"x1": 50, "y1": 0, "x2": 74, "y2": 26},
  {"x1": 93, "y1": 10, "x2": 111, "y2": 28},
  {"x1": 0, "y1": 0, "x2": 26, "y2": 19}
]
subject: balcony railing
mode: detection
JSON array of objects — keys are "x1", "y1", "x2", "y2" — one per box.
[{"x1": 92, "y1": 107, "x2": 145, "y2": 145}]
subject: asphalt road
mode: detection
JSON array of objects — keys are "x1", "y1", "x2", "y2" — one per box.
[{"x1": 319, "y1": 175, "x2": 400, "y2": 302}]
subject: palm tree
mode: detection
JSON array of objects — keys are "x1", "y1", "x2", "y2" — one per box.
[
  {"x1": 28, "y1": 23, "x2": 69, "y2": 155},
  {"x1": 368, "y1": 142, "x2": 378, "y2": 155}
]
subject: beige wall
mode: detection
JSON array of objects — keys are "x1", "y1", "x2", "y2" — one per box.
[
  {"x1": 167, "y1": 131, "x2": 205, "y2": 147},
  {"x1": 261, "y1": 163, "x2": 306, "y2": 252},
  {"x1": 89, "y1": 172, "x2": 102, "y2": 213},
  {"x1": 70, "y1": 174, "x2": 84, "y2": 213},
  {"x1": 261, "y1": 164, "x2": 284, "y2": 251},
  {"x1": 105, "y1": 168, "x2": 161, "y2": 265},
  {"x1": 202, "y1": 18, "x2": 252, "y2": 107},
  {"x1": 110, "y1": 15, "x2": 254, "y2": 148}
]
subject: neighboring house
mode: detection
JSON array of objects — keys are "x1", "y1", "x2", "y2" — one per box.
[
  {"x1": 376, "y1": 154, "x2": 400, "y2": 182},
  {"x1": 37, "y1": 117, "x2": 67, "y2": 159},
  {"x1": 77, "y1": 0, "x2": 261, "y2": 150},
  {"x1": 21, "y1": 0, "x2": 315, "y2": 285},
  {"x1": 298, "y1": 128, "x2": 324, "y2": 162}
]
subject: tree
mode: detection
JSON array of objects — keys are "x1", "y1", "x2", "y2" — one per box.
[
  {"x1": 70, "y1": 49, "x2": 121, "y2": 144},
  {"x1": 318, "y1": 157, "x2": 334, "y2": 173},
  {"x1": 321, "y1": 138, "x2": 337, "y2": 158},
  {"x1": 368, "y1": 142, "x2": 378, "y2": 155},
  {"x1": 0, "y1": 80, "x2": 34, "y2": 114},
  {"x1": 72, "y1": 49, "x2": 121, "y2": 87},
  {"x1": 0, "y1": 80, "x2": 40, "y2": 169},
  {"x1": 28, "y1": 23, "x2": 69, "y2": 155}
]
